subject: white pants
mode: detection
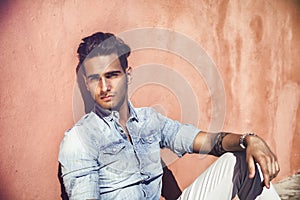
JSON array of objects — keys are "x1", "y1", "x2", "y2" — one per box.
[{"x1": 178, "y1": 153, "x2": 281, "y2": 200}]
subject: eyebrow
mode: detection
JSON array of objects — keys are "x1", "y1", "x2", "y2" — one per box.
[
  {"x1": 104, "y1": 70, "x2": 122, "y2": 76},
  {"x1": 87, "y1": 70, "x2": 122, "y2": 79},
  {"x1": 86, "y1": 74, "x2": 99, "y2": 79}
]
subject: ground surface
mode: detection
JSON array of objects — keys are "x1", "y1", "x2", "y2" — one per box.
[{"x1": 274, "y1": 173, "x2": 300, "y2": 200}]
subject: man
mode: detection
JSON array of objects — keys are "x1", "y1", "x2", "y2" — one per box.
[{"x1": 58, "y1": 32, "x2": 280, "y2": 200}]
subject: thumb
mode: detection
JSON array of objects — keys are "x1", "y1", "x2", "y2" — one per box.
[{"x1": 248, "y1": 155, "x2": 256, "y2": 179}]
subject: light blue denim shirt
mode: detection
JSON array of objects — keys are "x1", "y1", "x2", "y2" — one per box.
[{"x1": 58, "y1": 102, "x2": 200, "y2": 200}]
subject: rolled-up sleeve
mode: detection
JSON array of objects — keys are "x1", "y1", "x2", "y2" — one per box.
[
  {"x1": 173, "y1": 124, "x2": 200, "y2": 156},
  {"x1": 58, "y1": 128, "x2": 100, "y2": 200},
  {"x1": 156, "y1": 112, "x2": 200, "y2": 157}
]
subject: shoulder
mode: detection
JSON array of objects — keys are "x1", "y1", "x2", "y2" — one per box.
[
  {"x1": 59, "y1": 112, "x2": 106, "y2": 157},
  {"x1": 134, "y1": 107, "x2": 173, "y2": 129},
  {"x1": 75, "y1": 112, "x2": 102, "y2": 127},
  {"x1": 67, "y1": 112, "x2": 107, "y2": 135},
  {"x1": 134, "y1": 107, "x2": 159, "y2": 118}
]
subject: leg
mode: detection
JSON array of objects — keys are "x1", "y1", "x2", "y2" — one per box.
[{"x1": 178, "y1": 152, "x2": 280, "y2": 200}]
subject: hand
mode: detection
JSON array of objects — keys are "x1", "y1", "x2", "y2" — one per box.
[{"x1": 245, "y1": 135, "x2": 280, "y2": 188}]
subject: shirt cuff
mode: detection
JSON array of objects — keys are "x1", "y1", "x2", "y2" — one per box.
[{"x1": 173, "y1": 124, "x2": 200, "y2": 157}]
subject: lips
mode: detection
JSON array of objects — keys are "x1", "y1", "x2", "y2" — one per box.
[{"x1": 100, "y1": 95, "x2": 114, "y2": 102}]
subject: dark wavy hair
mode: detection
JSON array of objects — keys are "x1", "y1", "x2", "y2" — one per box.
[{"x1": 76, "y1": 32, "x2": 131, "y2": 74}]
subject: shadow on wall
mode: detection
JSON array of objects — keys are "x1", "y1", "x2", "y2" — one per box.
[
  {"x1": 76, "y1": 65, "x2": 94, "y2": 114},
  {"x1": 57, "y1": 67, "x2": 183, "y2": 200},
  {"x1": 57, "y1": 164, "x2": 69, "y2": 200}
]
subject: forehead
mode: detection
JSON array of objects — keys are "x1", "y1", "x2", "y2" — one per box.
[{"x1": 83, "y1": 54, "x2": 122, "y2": 75}]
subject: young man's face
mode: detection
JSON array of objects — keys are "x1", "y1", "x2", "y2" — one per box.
[{"x1": 83, "y1": 53, "x2": 131, "y2": 111}]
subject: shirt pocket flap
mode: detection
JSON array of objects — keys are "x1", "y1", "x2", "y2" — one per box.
[
  {"x1": 102, "y1": 142, "x2": 126, "y2": 155},
  {"x1": 140, "y1": 130, "x2": 160, "y2": 144}
]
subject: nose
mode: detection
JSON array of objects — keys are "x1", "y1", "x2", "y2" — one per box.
[{"x1": 99, "y1": 78, "x2": 111, "y2": 92}]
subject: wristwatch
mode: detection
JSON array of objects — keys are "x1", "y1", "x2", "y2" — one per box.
[{"x1": 239, "y1": 133, "x2": 256, "y2": 149}]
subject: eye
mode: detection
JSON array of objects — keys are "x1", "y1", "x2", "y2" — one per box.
[
  {"x1": 105, "y1": 72, "x2": 121, "y2": 79},
  {"x1": 87, "y1": 75, "x2": 100, "y2": 82},
  {"x1": 105, "y1": 74, "x2": 114, "y2": 79}
]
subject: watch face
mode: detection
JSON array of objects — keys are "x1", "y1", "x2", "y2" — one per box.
[
  {"x1": 239, "y1": 141, "x2": 246, "y2": 149},
  {"x1": 240, "y1": 133, "x2": 256, "y2": 149},
  {"x1": 239, "y1": 134, "x2": 247, "y2": 149}
]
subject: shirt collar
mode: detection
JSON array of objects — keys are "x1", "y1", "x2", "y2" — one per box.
[
  {"x1": 128, "y1": 101, "x2": 139, "y2": 121},
  {"x1": 92, "y1": 101, "x2": 139, "y2": 123}
]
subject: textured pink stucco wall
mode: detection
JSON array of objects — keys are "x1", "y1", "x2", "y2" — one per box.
[{"x1": 0, "y1": 1, "x2": 299, "y2": 199}]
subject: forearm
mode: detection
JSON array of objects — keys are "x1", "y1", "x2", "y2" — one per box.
[
  {"x1": 193, "y1": 131, "x2": 254, "y2": 156},
  {"x1": 221, "y1": 132, "x2": 244, "y2": 152},
  {"x1": 193, "y1": 130, "x2": 280, "y2": 188}
]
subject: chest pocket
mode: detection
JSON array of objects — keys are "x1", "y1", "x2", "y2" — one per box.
[
  {"x1": 140, "y1": 130, "x2": 161, "y2": 144},
  {"x1": 141, "y1": 134, "x2": 158, "y2": 144},
  {"x1": 99, "y1": 141, "x2": 128, "y2": 170},
  {"x1": 139, "y1": 130, "x2": 161, "y2": 163},
  {"x1": 102, "y1": 142, "x2": 126, "y2": 155}
]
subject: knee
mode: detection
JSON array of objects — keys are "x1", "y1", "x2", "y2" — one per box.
[
  {"x1": 213, "y1": 152, "x2": 238, "y2": 170},
  {"x1": 218, "y1": 152, "x2": 248, "y2": 171},
  {"x1": 219, "y1": 152, "x2": 237, "y2": 163}
]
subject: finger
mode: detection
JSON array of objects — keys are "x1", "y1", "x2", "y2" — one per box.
[
  {"x1": 247, "y1": 155, "x2": 256, "y2": 179},
  {"x1": 271, "y1": 156, "x2": 277, "y2": 180},
  {"x1": 264, "y1": 173, "x2": 271, "y2": 189},
  {"x1": 270, "y1": 155, "x2": 280, "y2": 180},
  {"x1": 267, "y1": 156, "x2": 273, "y2": 180},
  {"x1": 260, "y1": 160, "x2": 271, "y2": 189},
  {"x1": 274, "y1": 160, "x2": 280, "y2": 177}
]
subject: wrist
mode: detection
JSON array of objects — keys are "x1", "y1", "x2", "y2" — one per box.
[{"x1": 239, "y1": 133, "x2": 257, "y2": 149}]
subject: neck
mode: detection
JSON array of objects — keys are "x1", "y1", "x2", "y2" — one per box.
[{"x1": 118, "y1": 100, "x2": 130, "y2": 125}]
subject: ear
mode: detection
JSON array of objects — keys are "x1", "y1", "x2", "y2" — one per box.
[
  {"x1": 126, "y1": 67, "x2": 133, "y2": 84},
  {"x1": 82, "y1": 75, "x2": 90, "y2": 92}
]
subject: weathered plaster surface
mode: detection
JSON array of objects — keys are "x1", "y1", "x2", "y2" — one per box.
[{"x1": 0, "y1": 1, "x2": 299, "y2": 199}]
